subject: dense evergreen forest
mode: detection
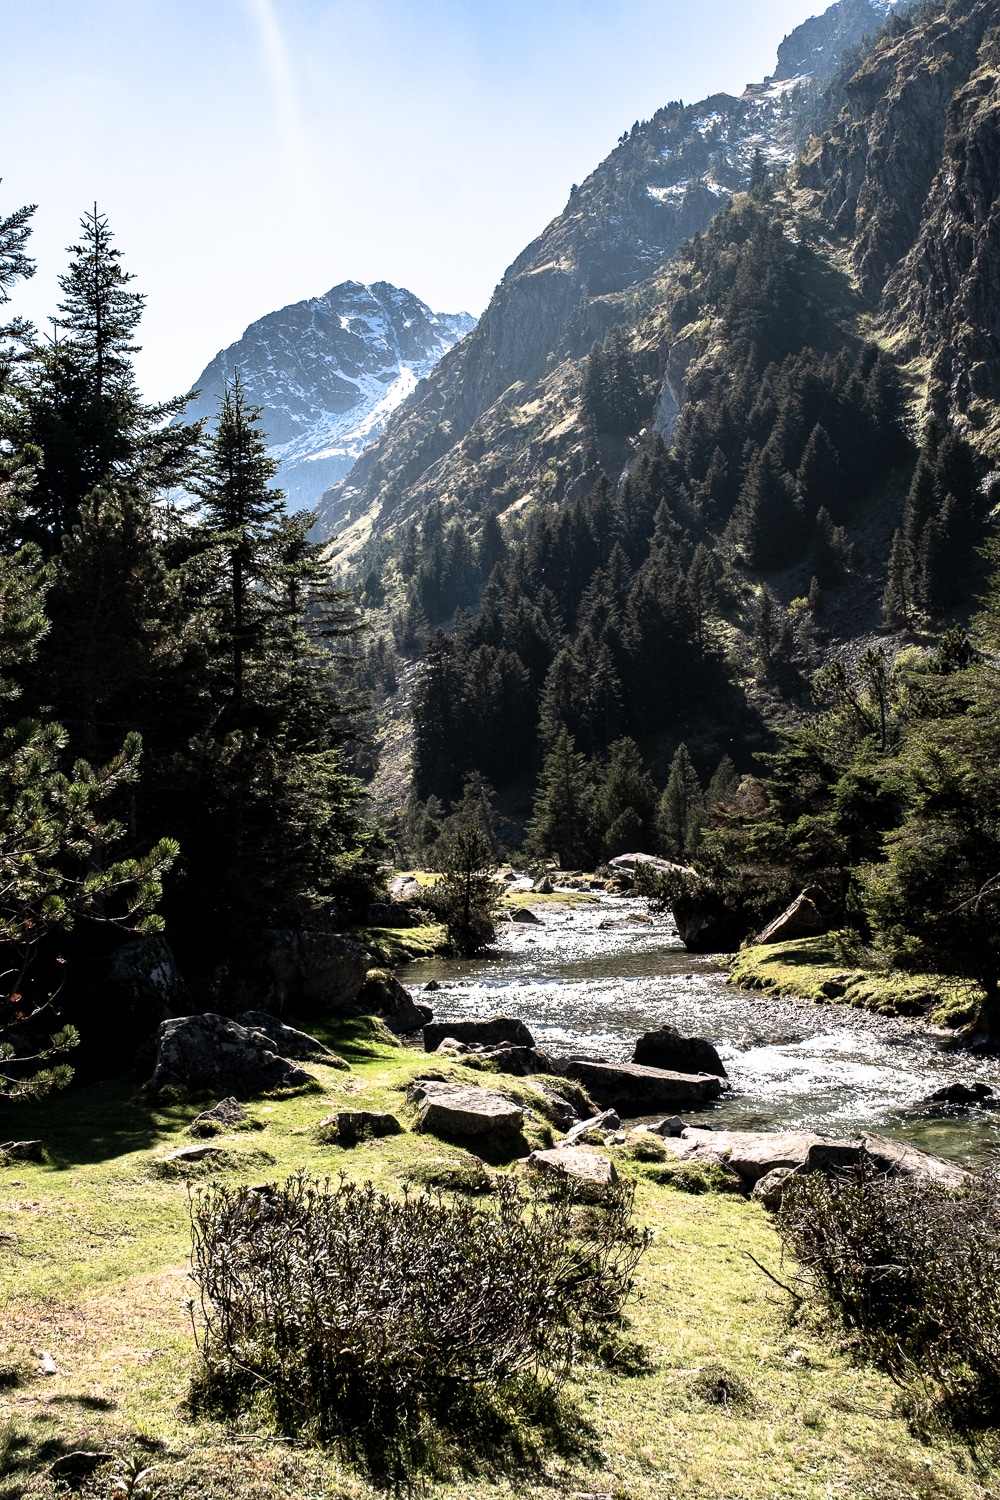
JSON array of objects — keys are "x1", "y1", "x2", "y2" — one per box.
[
  {"x1": 396, "y1": 186, "x2": 986, "y2": 835},
  {"x1": 0, "y1": 200, "x2": 379, "y2": 1087}
]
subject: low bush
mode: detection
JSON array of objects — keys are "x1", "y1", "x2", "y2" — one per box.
[
  {"x1": 402, "y1": 1156, "x2": 495, "y2": 1194},
  {"x1": 778, "y1": 1166, "x2": 1000, "y2": 1426},
  {"x1": 188, "y1": 1171, "x2": 650, "y2": 1474}
]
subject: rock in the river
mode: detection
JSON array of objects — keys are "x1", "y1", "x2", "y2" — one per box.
[
  {"x1": 423, "y1": 1017, "x2": 535, "y2": 1052},
  {"x1": 236, "y1": 1012, "x2": 338, "y2": 1061},
  {"x1": 263, "y1": 929, "x2": 372, "y2": 1012},
  {"x1": 510, "y1": 907, "x2": 542, "y2": 924},
  {"x1": 908, "y1": 1080, "x2": 995, "y2": 1111},
  {"x1": 317, "y1": 1110, "x2": 402, "y2": 1146},
  {"x1": 671, "y1": 887, "x2": 748, "y2": 954},
  {"x1": 411, "y1": 1080, "x2": 524, "y2": 1147},
  {"x1": 632, "y1": 1025, "x2": 728, "y2": 1079},
  {"x1": 533, "y1": 875, "x2": 553, "y2": 894},
  {"x1": 355, "y1": 970, "x2": 427, "y2": 1034},
  {"x1": 562, "y1": 1059, "x2": 726, "y2": 1111},
  {"x1": 646, "y1": 1116, "x2": 686, "y2": 1138},
  {"x1": 527, "y1": 1147, "x2": 617, "y2": 1185},
  {"x1": 147, "y1": 1013, "x2": 313, "y2": 1098},
  {"x1": 757, "y1": 888, "x2": 827, "y2": 945}
]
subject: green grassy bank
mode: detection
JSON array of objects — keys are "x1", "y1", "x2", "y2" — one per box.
[
  {"x1": 0, "y1": 1018, "x2": 995, "y2": 1499},
  {"x1": 727, "y1": 937, "x2": 983, "y2": 1030}
]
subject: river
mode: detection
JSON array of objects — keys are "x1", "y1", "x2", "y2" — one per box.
[{"x1": 402, "y1": 894, "x2": 1000, "y2": 1168}]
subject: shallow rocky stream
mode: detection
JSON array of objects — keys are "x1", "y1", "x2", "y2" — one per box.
[{"x1": 403, "y1": 894, "x2": 1000, "y2": 1167}]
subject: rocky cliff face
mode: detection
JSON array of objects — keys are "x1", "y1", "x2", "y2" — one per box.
[
  {"x1": 796, "y1": 0, "x2": 1000, "y2": 425},
  {"x1": 318, "y1": 0, "x2": 909, "y2": 553},
  {"x1": 185, "y1": 282, "x2": 474, "y2": 511}
]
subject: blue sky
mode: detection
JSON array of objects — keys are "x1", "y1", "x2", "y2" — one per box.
[{"x1": 3, "y1": 0, "x2": 825, "y2": 401}]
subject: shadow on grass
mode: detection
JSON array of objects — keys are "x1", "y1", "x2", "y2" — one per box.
[
  {"x1": 0, "y1": 1017, "x2": 397, "y2": 1172},
  {"x1": 194, "y1": 1371, "x2": 600, "y2": 1489},
  {"x1": 759, "y1": 939, "x2": 839, "y2": 968}
]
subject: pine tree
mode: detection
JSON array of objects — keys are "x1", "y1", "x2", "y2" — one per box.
[
  {"x1": 525, "y1": 728, "x2": 596, "y2": 869},
  {"x1": 796, "y1": 424, "x2": 844, "y2": 523},
  {"x1": 8, "y1": 206, "x2": 200, "y2": 545},
  {"x1": 812, "y1": 506, "x2": 850, "y2": 587},
  {"x1": 706, "y1": 754, "x2": 739, "y2": 810},
  {"x1": 594, "y1": 738, "x2": 657, "y2": 858},
  {"x1": 0, "y1": 193, "x2": 36, "y2": 341},
  {"x1": 56, "y1": 204, "x2": 144, "y2": 397},
  {"x1": 428, "y1": 823, "x2": 503, "y2": 955},
  {"x1": 686, "y1": 543, "x2": 718, "y2": 656},
  {"x1": 658, "y1": 743, "x2": 703, "y2": 858},
  {"x1": 882, "y1": 529, "x2": 909, "y2": 627},
  {"x1": 729, "y1": 441, "x2": 803, "y2": 569},
  {"x1": 196, "y1": 373, "x2": 287, "y2": 705}
]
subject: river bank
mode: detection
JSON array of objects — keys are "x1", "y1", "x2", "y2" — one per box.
[{"x1": 0, "y1": 1019, "x2": 995, "y2": 1500}]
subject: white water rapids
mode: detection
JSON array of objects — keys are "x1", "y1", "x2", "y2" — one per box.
[{"x1": 403, "y1": 895, "x2": 1000, "y2": 1166}]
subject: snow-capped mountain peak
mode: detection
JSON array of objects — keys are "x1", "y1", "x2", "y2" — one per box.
[{"x1": 185, "y1": 281, "x2": 475, "y2": 510}]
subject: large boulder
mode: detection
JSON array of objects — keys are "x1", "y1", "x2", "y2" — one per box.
[
  {"x1": 658, "y1": 1126, "x2": 970, "y2": 1196},
  {"x1": 672, "y1": 889, "x2": 748, "y2": 953},
  {"x1": 423, "y1": 1016, "x2": 535, "y2": 1053},
  {"x1": 355, "y1": 970, "x2": 428, "y2": 1034},
  {"x1": 527, "y1": 1147, "x2": 617, "y2": 1186},
  {"x1": 236, "y1": 1011, "x2": 338, "y2": 1061},
  {"x1": 907, "y1": 1080, "x2": 995, "y2": 1112},
  {"x1": 262, "y1": 930, "x2": 372, "y2": 1013},
  {"x1": 609, "y1": 854, "x2": 695, "y2": 879},
  {"x1": 860, "y1": 1133, "x2": 970, "y2": 1190},
  {"x1": 562, "y1": 1059, "x2": 726, "y2": 1111},
  {"x1": 757, "y1": 888, "x2": 827, "y2": 945},
  {"x1": 409, "y1": 1079, "x2": 524, "y2": 1148},
  {"x1": 146, "y1": 1013, "x2": 313, "y2": 1098},
  {"x1": 632, "y1": 1025, "x2": 728, "y2": 1079},
  {"x1": 476, "y1": 1043, "x2": 554, "y2": 1076}
]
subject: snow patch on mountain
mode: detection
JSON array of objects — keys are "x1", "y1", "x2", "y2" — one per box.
[{"x1": 186, "y1": 281, "x2": 474, "y2": 510}]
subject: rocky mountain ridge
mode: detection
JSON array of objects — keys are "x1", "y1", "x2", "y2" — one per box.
[
  {"x1": 318, "y1": 0, "x2": 911, "y2": 558},
  {"x1": 185, "y1": 282, "x2": 474, "y2": 511}
]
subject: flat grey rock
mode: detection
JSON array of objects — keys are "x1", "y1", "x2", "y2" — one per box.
[
  {"x1": 414, "y1": 1082, "x2": 524, "y2": 1143},
  {"x1": 562, "y1": 1059, "x2": 726, "y2": 1110},
  {"x1": 528, "y1": 1147, "x2": 617, "y2": 1185}
]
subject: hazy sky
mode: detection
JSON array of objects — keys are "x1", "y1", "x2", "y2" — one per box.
[{"x1": 3, "y1": 0, "x2": 824, "y2": 402}]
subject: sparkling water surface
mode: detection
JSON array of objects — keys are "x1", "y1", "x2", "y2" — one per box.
[{"x1": 403, "y1": 895, "x2": 1000, "y2": 1167}]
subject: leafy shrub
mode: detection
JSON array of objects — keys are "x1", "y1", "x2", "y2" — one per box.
[
  {"x1": 188, "y1": 1172, "x2": 650, "y2": 1472},
  {"x1": 778, "y1": 1166, "x2": 1000, "y2": 1425},
  {"x1": 402, "y1": 1157, "x2": 495, "y2": 1194},
  {"x1": 647, "y1": 1161, "x2": 744, "y2": 1194},
  {"x1": 688, "y1": 1362, "x2": 757, "y2": 1411}
]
